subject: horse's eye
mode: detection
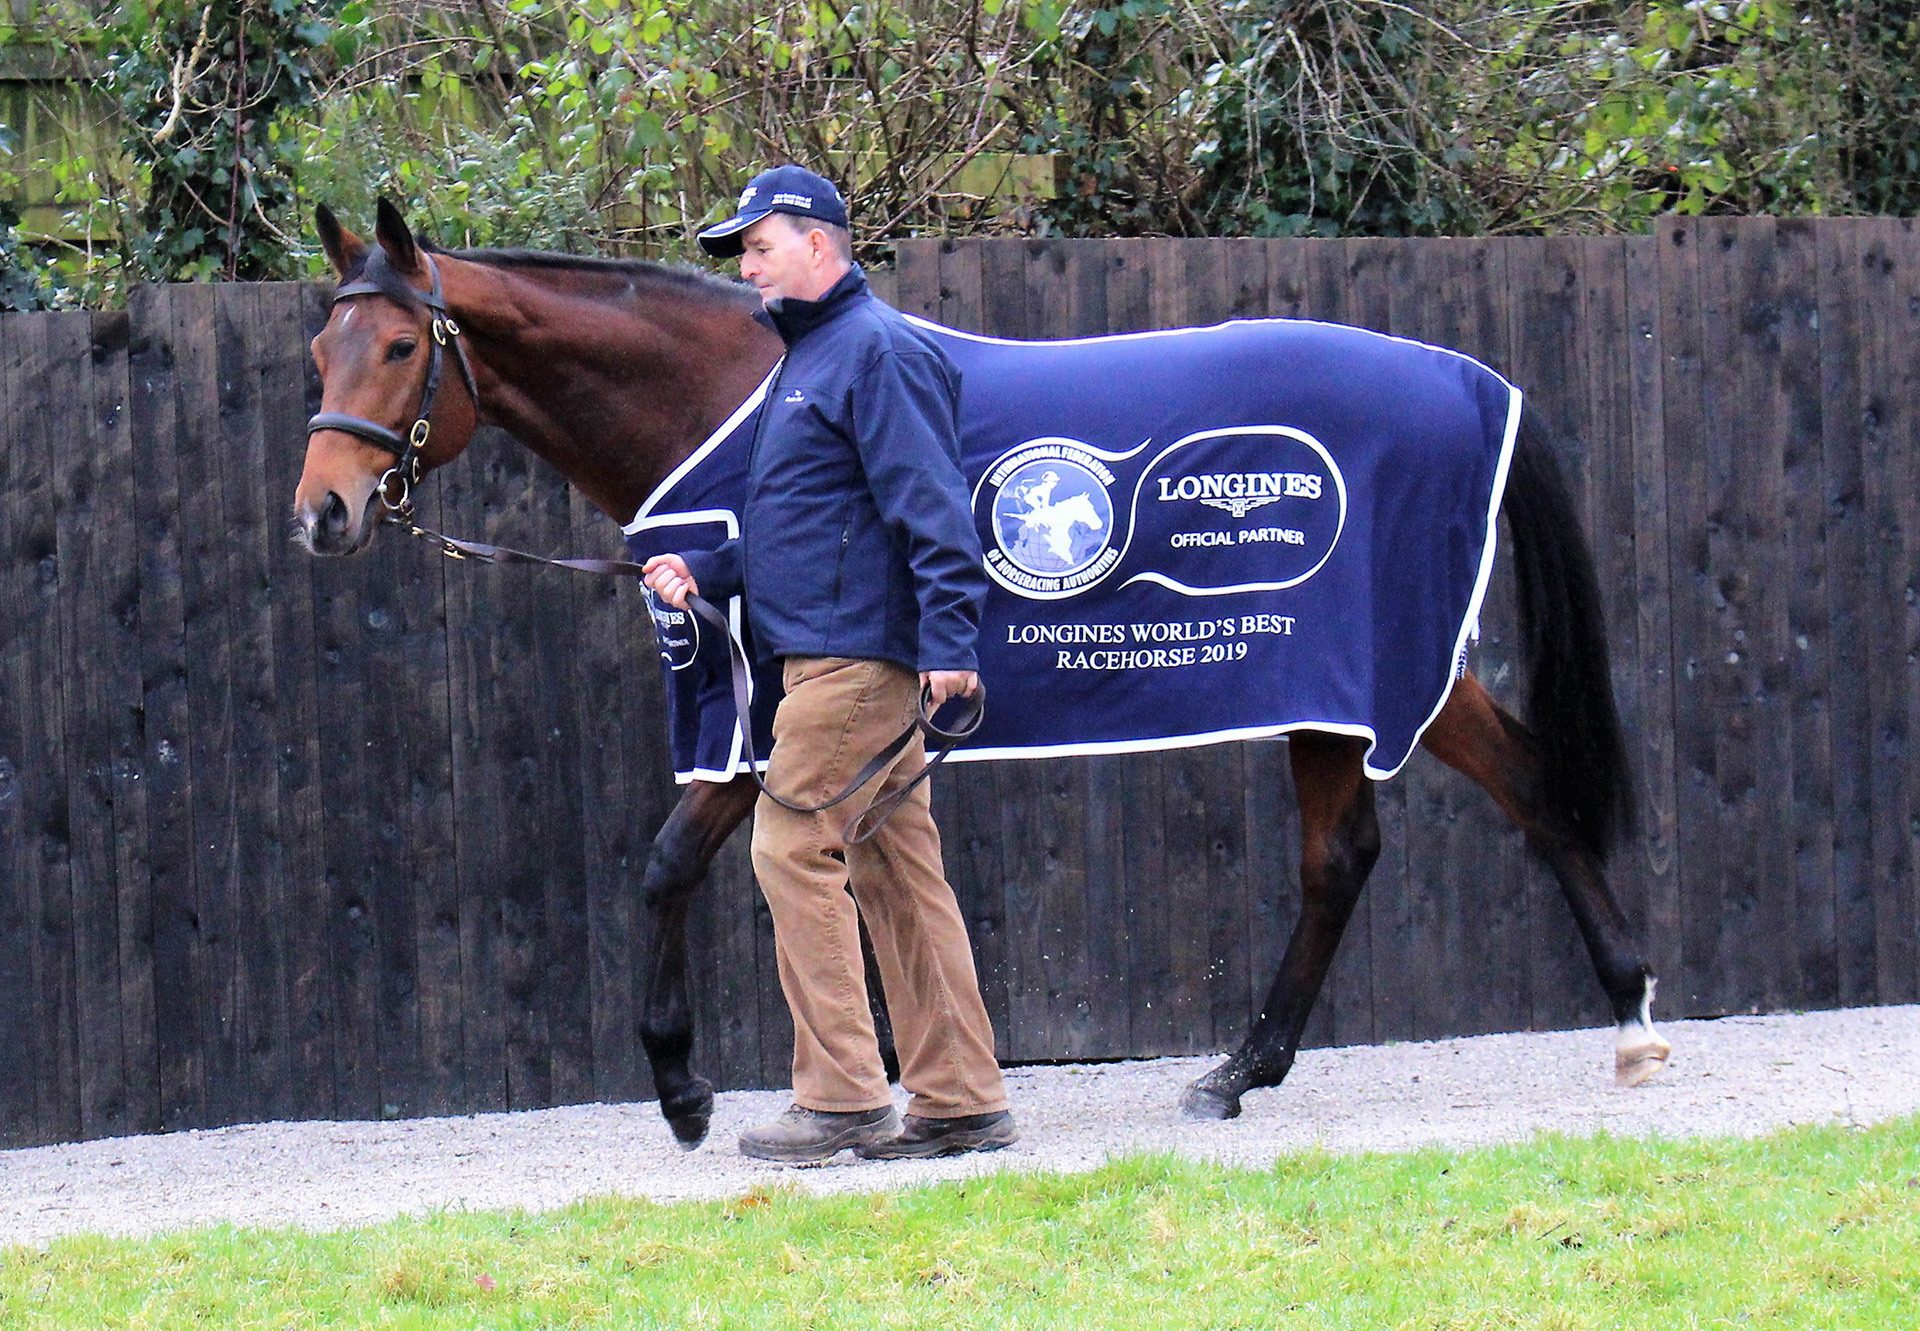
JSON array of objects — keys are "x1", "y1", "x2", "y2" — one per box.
[{"x1": 386, "y1": 340, "x2": 418, "y2": 362}]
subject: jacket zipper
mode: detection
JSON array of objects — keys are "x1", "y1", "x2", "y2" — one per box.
[
  {"x1": 739, "y1": 354, "x2": 787, "y2": 600},
  {"x1": 827, "y1": 514, "x2": 852, "y2": 644}
]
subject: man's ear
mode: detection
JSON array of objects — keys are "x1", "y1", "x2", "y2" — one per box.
[
  {"x1": 373, "y1": 197, "x2": 422, "y2": 274},
  {"x1": 315, "y1": 203, "x2": 366, "y2": 279}
]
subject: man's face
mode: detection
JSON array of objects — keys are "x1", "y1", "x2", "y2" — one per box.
[{"x1": 738, "y1": 214, "x2": 832, "y2": 305}]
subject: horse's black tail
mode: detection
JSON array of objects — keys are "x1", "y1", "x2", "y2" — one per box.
[{"x1": 1501, "y1": 407, "x2": 1635, "y2": 861}]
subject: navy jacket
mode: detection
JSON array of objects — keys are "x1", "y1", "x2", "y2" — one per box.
[{"x1": 682, "y1": 266, "x2": 989, "y2": 673}]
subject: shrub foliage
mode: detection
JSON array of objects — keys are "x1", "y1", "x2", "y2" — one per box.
[{"x1": 2, "y1": 0, "x2": 1914, "y2": 303}]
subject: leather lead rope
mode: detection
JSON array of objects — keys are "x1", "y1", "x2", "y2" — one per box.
[{"x1": 388, "y1": 517, "x2": 984, "y2": 845}]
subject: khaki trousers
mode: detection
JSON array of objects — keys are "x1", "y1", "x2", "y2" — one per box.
[{"x1": 750, "y1": 656, "x2": 1009, "y2": 1118}]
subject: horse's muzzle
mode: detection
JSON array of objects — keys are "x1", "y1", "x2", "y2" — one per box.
[{"x1": 297, "y1": 488, "x2": 373, "y2": 556}]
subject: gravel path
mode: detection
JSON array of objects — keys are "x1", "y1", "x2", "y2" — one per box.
[{"x1": 4, "y1": 1005, "x2": 1915, "y2": 1248}]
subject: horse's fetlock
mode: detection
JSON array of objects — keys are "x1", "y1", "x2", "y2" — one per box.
[
  {"x1": 639, "y1": 1018, "x2": 693, "y2": 1064},
  {"x1": 640, "y1": 857, "x2": 699, "y2": 909}
]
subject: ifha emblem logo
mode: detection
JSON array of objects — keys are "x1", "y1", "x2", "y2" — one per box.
[{"x1": 979, "y1": 439, "x2": 1122, "y2": 600}]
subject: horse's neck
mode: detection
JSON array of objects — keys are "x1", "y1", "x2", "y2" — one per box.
[{"x1": 450, "y1": 259, "x2": 779, "y2": 523}]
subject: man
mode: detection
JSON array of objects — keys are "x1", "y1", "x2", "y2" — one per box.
[{"x1": 642, "y1": 164, "x2": 1016, "y2": 1164}]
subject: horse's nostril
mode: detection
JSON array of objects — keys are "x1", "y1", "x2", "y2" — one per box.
[{"x1": 320, "y1": 490, "x2": 350, "y2": 539}]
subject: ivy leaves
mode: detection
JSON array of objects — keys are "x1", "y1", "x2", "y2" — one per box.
[{"x1": 103, "y1": 0, "x2": 333, "y2": 283}]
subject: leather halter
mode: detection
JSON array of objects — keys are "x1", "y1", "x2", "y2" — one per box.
[{"x1": 305, "y1": 247, "x2": 479, "y2": 517}]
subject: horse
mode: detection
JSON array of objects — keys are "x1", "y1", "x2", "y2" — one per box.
[{"x1": 294, "y1": 200, "x2": 1672, "y2": 1148}]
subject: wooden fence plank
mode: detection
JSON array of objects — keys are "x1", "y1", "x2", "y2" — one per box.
[
  {"x1": 1770, "y1": 219, "x2": 1835, "y2": 1009},
  {"x1": 440, "y1": 429, "x2": 508, "y2": 1113},
  {"x1": 213, "y1": 282, "x2": 292, "y2": 1126},
  {"x1": 259, "y1": 283, "x2": 335, "y2": 1121},
  {"x1": 1173, "y1": 238, "x2": 1256, "y2": 1055},
  {"x1": 1815, "y1": 225, "x2": 1875, "y2": 1006},
  {"x1": 1737, "y1": 218, "x2": 1801, "y2": 1013},
  {"x1": 1658, "y1": 217, "x2": 1724, "y2": 1016},
  {"x1": 1063, "y1": 241, "x2": 1130, "y2": 1060},
  {"x1": 309, "y1": 439, "x2": 390, "y2": 1124},
  {"x1": 172, "y1": 282, "x2": 253, "y2": 1127},
  {"x1": 1232, "y1": 223, "x2": 1297, "y2": 1055},
  {"x1": 570, "y1": 484, "x2": 644, "y2": 1105},
  {"x1": 1623, "y1": 236, "x2": 1684, "y2": 1000},
  {"x1": 937, "y1": 237, "x2": 1014, "y2": 1056},
  {"x1": 1499, "y1": 235, "x2": 1604, "y2": 1032},
  {"x1": 1699, "y1": 217, "x2": 1767, "y2": 1015},
  {"x1": 57, "y1": 306, "x2": 146, "y2": 1139},
  {"x1": 1577, "y1": 235, "x2": 1647, "y2": 1020},
  {"x1": 1340, "y1": 236, "x2": 1417, "y2": 1045},
  {"x1": 394, "y1": 437, "x2": 463, "y2": 1117},
  {"x1": 23, "y1": 314, "x2": 84, "y2": 1144},
  {"x1": 101, "y1": 301, "x2": 161, "y2": 1129},
  {"x1": 126, "y1": 286, "x2": 205, "y2": 1133},
  {"x1": 1393, "y1": 237, "x2": 1529, "y2": 1040},
  {"x1": 1859, "y1": 219, "x2": 1918, "y2": 1005},
  {"x1": 0, "y1": 303, "x2": 48, "y2": 1146},
  {"x1": 1266, "y1": 238, "x2": 1372, "y2": 1050},
  {"x1": 1899, "y1": 220, "x2": 1920, "y2": 1008},
  {"x1": 999, "y1": 239, "x2": 1096, "y2": 1060}
]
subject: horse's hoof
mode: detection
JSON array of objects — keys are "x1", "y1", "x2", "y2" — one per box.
[
  {"x1": 1178, "y1": 1081, "x2": 1242, "y2": 1121},
  {"x1": 1615, "y1": 1035, "x2": 1672, "y2": 1088},
  {"x1": 663, "y1": 1078, "x2": 715, "y2": 1149}
]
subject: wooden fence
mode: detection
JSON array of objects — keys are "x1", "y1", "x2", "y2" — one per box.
[{"x1": 1, "y1": 218, "x2": 1915, "y2": 1149}]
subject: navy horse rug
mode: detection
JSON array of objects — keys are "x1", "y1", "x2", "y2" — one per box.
[{"x1": 623, "y1": 315, "x2": 1521, "y2": 784}]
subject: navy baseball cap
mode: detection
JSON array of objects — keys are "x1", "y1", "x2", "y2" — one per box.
[{"x1": 697, "y1": 164, "x2": 849, "y2": 257}]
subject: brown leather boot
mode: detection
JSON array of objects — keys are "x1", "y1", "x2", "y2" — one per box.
[
  {"x1": 853, "y1": 1110, "x2": 1018, "y2": 1160},
  {"x1": 737, "y1": 1104, "x2": 902, "y2": 1164}
]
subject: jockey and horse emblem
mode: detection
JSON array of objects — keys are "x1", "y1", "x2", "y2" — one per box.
[{"x1": 989, "y1": 444, "x2": 1116, "y2": 591}]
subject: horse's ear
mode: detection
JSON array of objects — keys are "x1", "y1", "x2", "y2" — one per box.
[
  {"x1": 315, "y1": 203, "x2": 366, "y2": 280},
  {"x1": 373, "y1": 197, "x2": 422, "y2": 274}
]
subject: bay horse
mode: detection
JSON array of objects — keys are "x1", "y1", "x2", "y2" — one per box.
[{"x1": 294, "y1": 200, "x2": 1671, "y2": 1148}]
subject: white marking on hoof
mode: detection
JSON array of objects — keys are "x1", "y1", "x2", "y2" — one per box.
[{"x1": 1614, "y1": 976, "x2": 1671, "y2": 1087}]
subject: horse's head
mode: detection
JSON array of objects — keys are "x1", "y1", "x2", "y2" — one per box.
[{"x1": 295, "y1": 199, "x2": 481, "y2": 555}]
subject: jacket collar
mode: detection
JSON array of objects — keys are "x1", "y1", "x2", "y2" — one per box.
[{"x1": 756, "y1": 265, "x2": 868, "y2": 345}]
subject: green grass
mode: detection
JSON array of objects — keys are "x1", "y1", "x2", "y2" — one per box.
[{"x1": 4, "y1": 1117, "x2": 1918, "y2": 1330}]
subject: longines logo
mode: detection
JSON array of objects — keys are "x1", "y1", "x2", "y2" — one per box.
[
  {"x1": 645, "y1": 590, "x2": 700, "y2": 671},
  {"x1": 1155, "y1": 471, "x2": 1325, "y2": 518}
]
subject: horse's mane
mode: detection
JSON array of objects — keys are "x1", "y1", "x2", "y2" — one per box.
[
  {"x1": 426, "y1": 239, "x2": 758, "y2": 307},
  {"x1": 334, "y1": 237, "x2": 757, "y2": 311}
]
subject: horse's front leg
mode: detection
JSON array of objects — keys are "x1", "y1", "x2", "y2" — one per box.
[
  {"x1": 1182, "y1": 733, "x2": 1380, "y2": 1120},
  {"x1": 639, "y1": 774, "x2": 758, "y2": 1148}
]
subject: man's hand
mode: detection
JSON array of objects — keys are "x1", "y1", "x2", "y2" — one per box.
[
  {"x1": 920, "y1": 669, "x2": 979, "y2": 710},
  {"x1": 642, "y1": 553, "x2": 699, "y2": 608}
]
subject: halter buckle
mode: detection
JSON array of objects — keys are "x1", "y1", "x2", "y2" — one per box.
[{"x1": 409, "y1": 419, "x2": 432, "y2": 450}]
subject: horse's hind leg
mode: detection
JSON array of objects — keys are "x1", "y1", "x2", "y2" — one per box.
[
  {"x1": 1181, "y1": 733, "x2": 1379, "y2": 1120},
  {"x1": 1421, "y1": 673, "x2": 1670, "y2": 1085},
  {"x1": 639, "y1": 775, "x2": 758, "y2": 1148}
]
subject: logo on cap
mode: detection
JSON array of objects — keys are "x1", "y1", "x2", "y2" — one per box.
[{"x1": 737, "y1": 186, "x2": 757, "y2": 208}]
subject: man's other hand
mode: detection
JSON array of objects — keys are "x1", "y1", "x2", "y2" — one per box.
[
  {"x1": 642, "y1": 553, "x2": 698, "y2": 608},
  {"x1": 920, "y1": 669, "x2": 979, "y2": 710}
]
